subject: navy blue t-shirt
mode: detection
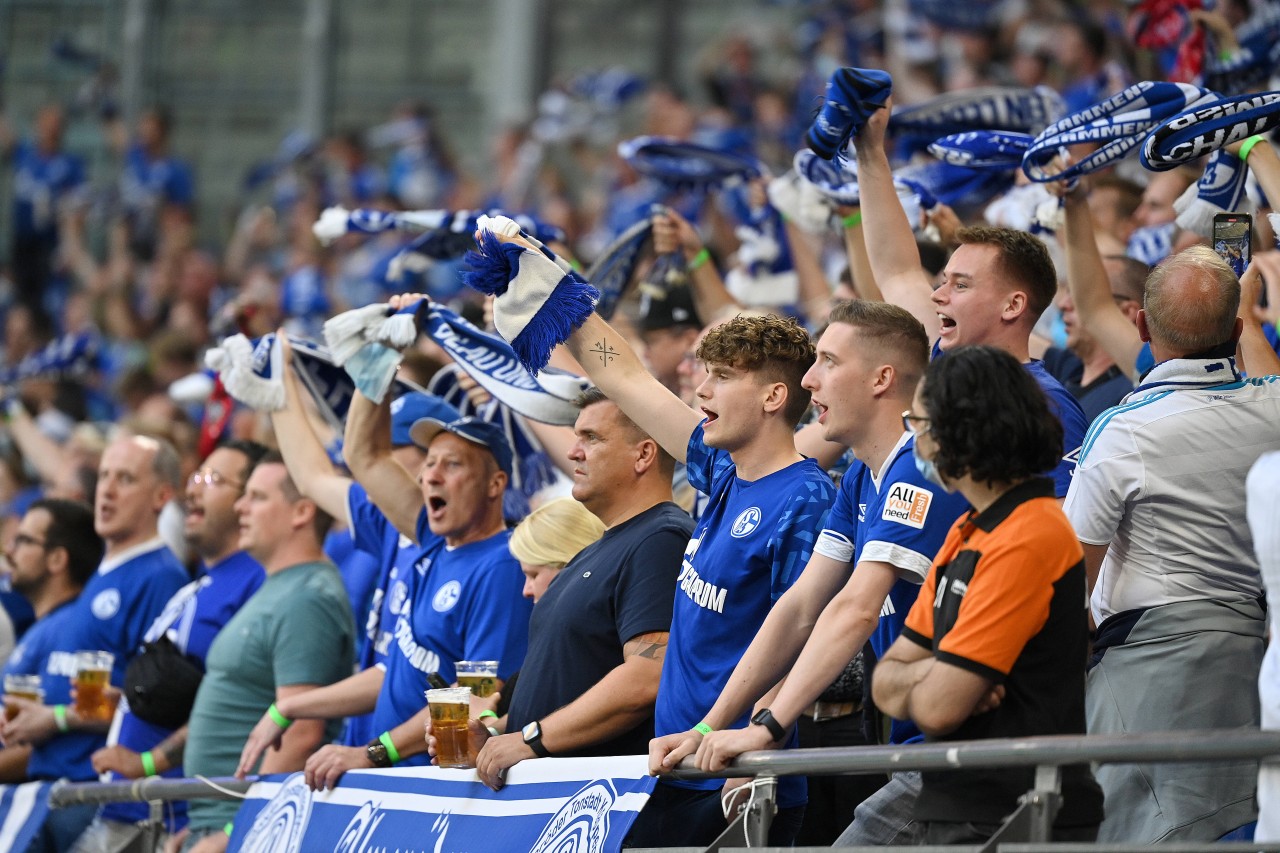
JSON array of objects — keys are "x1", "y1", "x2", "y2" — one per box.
[
  {"x1": 1042, "y1": 347, "x2": 1134, "y2": 426},
  {"x1": 656, "y1": 423, "x2": 835, "y2": 808},
  {"x1": 507, "y1": 502, "x2": 692, "y2": 756}
]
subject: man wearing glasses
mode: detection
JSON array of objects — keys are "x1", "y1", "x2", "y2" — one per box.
[
  {"x1": 0, "y1": 499, "x2": 103, "y2": 849},
  {"x1": 70, "y1": 441, "x2": 268, "y2": 853}
]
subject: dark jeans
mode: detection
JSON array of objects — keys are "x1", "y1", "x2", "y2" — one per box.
[
  {"x1": 24, "y1": 801, "x2": 98, "y2": 853},
  {"x1": 921, "y1": 820, "x2": 1101, "y2": 845},
  {"x1": 625, "y1": 782, "x2": 805, "y2": 848},
  {"x1": 795, "y1": 712, "x2": 885, "y2": 846}
]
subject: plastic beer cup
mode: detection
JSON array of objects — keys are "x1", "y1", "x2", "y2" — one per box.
[
  {"x1": 454, "y1": 660, "x2": 499, "y2": 697},
  {"x1": 3, "y1": 674, "x2": 43, "y2": 721},
  {"x1": 73, "y1": 651, "x2": 115, "y2": 722},
  {"x1": 427, "y1": 687, "x2": 474, "y2": 769}
]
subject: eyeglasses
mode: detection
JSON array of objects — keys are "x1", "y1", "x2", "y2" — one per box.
[
  {"x1": 12, "y1": 533, "x2": 48, "y2": 550},
  {"x1": 901, "y1": 410, "x2": 931, "y2": 435},
  {"x1": 188, "y1": 468, "x2": 244, "y2": 491}
]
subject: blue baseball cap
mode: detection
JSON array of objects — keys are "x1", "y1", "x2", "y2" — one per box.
[
  {"x1": 390, "y1": 393, "x2": 461, "y2": 448},
  {"x1": 409, "y1": 416, "x2": 514, "y2": 477}
]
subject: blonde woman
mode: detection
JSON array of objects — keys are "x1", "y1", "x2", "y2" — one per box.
[{"x1": 508, "y1": 497, "x2": 605, "y2": 603}]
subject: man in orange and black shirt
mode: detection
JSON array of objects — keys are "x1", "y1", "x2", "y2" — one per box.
[{"x1": 875, "y1": 346, "x2": 1104, "y2": 845}]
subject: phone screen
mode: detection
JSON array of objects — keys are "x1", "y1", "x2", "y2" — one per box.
[{"x1": 1213, "y1": 214, "x2": 1252, "y2": 278}]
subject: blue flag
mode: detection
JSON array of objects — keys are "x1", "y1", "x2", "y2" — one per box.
[
  {"x1": 228, "y1": 757, "x2": 656, "y2": 853},
  {"x1": 0, "y1": 782, "x2": 54, "y2": 851}
]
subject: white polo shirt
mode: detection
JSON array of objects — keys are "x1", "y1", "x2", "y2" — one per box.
[{"x1": 1064, "y1": 354, "x2": 1280, "y2": 625}]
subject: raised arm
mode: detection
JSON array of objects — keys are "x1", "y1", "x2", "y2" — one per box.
[
  {"x1": 852, "y1": 99, "x2": 939, "y2": 340},
  {"x1": 565, "y1": 312, "x2": 702, "y2": 463},
  {"x1": 1237, "y1": 256, "x2": 1280, "y2": 376},
  {"x1": 342, "y1": 391, "x2": 423, "y2": 541},
  {"x1": 270, "y1": 334, "x2": 354, "y2": 521},
  {"x1": 652, "y1": 208, "x2": 739, "y2": 323},
  {"x1": 1061, "y1": 187, "x2": 1143, "y2": 380},
  {"x1": 839, "y1": 205, "x2": 883, "y2": 301}
]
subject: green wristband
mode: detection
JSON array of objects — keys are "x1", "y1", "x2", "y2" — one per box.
[
  {"x1": 267, "y1": 703, "x2": 292, "y2": 730},
  {"x1": 1240, "y1": 135, "x2": 1266, "y2": 164},
  {"x1": 841, "y1": 211, "x2": 863, "y2": 229},
  {"x1": 477, "y1": 710, "x2": 498, "y2": 721},
  {"x1": 140, "y1": 750, "x2": 157, "y2": 777},
  {"x1": 53, "y1": 704, "x2": 69, "y2": 733},
  {"x1": 693, "y1": 722, "x2": 713, "y2": 736},
  {"x1": 1220, "y1": 49, "x2": 1235, "y2": 62},
  {"x1": 378, "y1": 731, "x2": 401, "y2": 765},
  {"x1": 224, "y1": 823, "x2": 234, "y2": 837},
  {"x1": 687, "y1": 248, "x2": 711, "y2": 271}
]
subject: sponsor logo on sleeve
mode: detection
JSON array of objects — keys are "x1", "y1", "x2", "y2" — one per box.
[{"x1": 882, "y1": 483, "x2": 932, "y2": 529}]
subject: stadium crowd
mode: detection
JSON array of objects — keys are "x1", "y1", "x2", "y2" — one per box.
[{"x1": 1, "y1": 0, "x2": 1280, "y2": 850}]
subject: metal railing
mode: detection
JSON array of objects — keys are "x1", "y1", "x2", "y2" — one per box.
[{"x1": 46, "y1": 729, "x2": 1280, "y2": 853}]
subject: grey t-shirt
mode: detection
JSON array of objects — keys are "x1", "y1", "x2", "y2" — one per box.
[{"x1": 186, "y1": 560, "x2": 355, "y2": 832}]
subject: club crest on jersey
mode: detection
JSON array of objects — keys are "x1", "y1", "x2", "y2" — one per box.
[
  {"x1": 731, "y1": 507, "x2": 762, "y2": 538},
  {"x1": 91, "y1": 589, "x2": 121, "y2": 620},
  {"x1": 432, "y1": 580, "x2": 462, "y2": 612},
  {"x1": 882, "y1": 483, "x2": 932, "y2": 529}
]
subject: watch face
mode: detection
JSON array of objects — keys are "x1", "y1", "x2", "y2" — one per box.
[{"x1": 522, "y1": 721, "x2": 540, "y2": 741}]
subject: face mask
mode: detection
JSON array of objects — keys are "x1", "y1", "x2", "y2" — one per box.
[{"x1": 913, "y1": 442, "x2": 953, "y2": 492}]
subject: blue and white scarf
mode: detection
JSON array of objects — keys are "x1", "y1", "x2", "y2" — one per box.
[
  {"x1": 804, "y1": 67, "x2": 893, "y2": 160},
  {"x1": 462, "y1": 215, "x2": 599, "y2": 376},
  {"x1": 928, "y1": 131, "x2": 1034, "y2": 170},
  {"x1": 320, "y1": 296, "x2": 588, "y2": 425},
  {"x1": 203, "y1": 333, "x2": 426, "y2": 432},
  {"x1": 1173, "y1": 151, "x2": 1251, "y2": 236},
  {"x1": 891, "y1": 86, "x2": 1066, "y2": 151},
  {"x1": 585, "y1": 216, "x2": 653, "y2": 321},
  {"x1": 0, "y1": 330, "x2": 99, "y2": 387},
  {"x1": 617, "y1": 136, "x2": 764, "y2": 190},
  {"x1": 313, "y1": 206, "x2": 566, "y2": 252},
  {"x1": 894, "y1": 160, "x2": 1009, "y2": 210},
  {"x1": 1141, "y1": 91, "x2": 1280, "y2": 169},
  {"x1": 1203, "y1": 3, "x2": 1280, "y2": 95},
  {"x1": 794, "y1": 149, "x2": 860, "y2": 205},
  {"x1": 1022, "y1": 81, "x2": 1214, "y2": 183}
]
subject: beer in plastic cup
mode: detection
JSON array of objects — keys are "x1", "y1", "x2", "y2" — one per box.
[
  {"x1": 3, "y1": 674, "x2": 43, "y2": 721},
  {"x1": 427, "y1": 687, "x2": 474, "y2": 769},
  {"x1": 73, "y1": 651, "x2": 115, "y2": 722},
  {"x1": 455, "y1": 660, "x2": 499, "y2": 697}
]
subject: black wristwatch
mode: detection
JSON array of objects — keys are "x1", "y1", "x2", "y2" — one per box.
[
  {"x1": 522, "y1": 720, "x2": 552, "y2": 758},
  {"x1": 366, "y1": 739, "x2": 394, "y2": 768},
  {"x1": 750, "y1": 708, "x2": 788, "y2": 742}
]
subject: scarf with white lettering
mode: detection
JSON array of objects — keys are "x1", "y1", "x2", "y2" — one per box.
[
  {"x1": 1141, "y1": 91, "x2": 1280, "y2": 168},
  {"x1": 0, "y1": 330, "x2": 99, "y2": 387},
  {"x1": 1022, "y1": 81, "x2": 1214, "y2": 183},
  {"x1": 803, "y1": 67, "x2": 893, "y2": 160},
  {"x1": 891, "y1": 86, "x2": 1066, "y2": 153},
  {"x1": 616, "y1": 136, "x2": 764, "y2": 190},
  {"x1": 320, "y1": 296, "x2": 588, "y2": 425},
  {"x1": 462, "y1": 215, "x2": 599, "y2": 377}
]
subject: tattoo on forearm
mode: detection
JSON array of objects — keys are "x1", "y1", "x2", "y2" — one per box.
[
  {"x1": 160, "y1": 733, "x2": 187, "y2": 767},
  {"x1": 626, "y1": 632, "x2": 669, "y2": 662},
  {"x1": 588, "y1": 339, "x2": 617, "y2": 366}
]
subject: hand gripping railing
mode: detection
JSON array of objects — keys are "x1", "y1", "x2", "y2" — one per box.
[
  {"x1": 43, "y1": 730, "x2": 1280, "y2": 853},
  {"x1": 661, "y1": 728, "x2": 1280, "y2": 852}
]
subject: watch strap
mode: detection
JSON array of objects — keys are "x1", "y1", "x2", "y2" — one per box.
[
  {"x1": 365, "y1": 739, "x2": 393, "y2": 768},
  {"x1": 524, "y1": 722, "x2": 552, "y2": 758},
  {"x1": 751, "y1": 708, "x2": 787, "y2": 742}
]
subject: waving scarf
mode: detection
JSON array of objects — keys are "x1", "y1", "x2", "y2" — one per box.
[
  {"x1": 617, "y1": 136, "x2": 764, "y2": 190},
  {"x1": 0, "y1": 330, "x2": 99, "y2": 387},
  {"x1": 804, "y1": 67, "x2": 893, "y2": 160},
  {"x1": 1022, "y1": 81, "x2": 1213, "y2": 183},
  {"x1": 928, "y1": 131, "x2": 1034, "y2": 170}
]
